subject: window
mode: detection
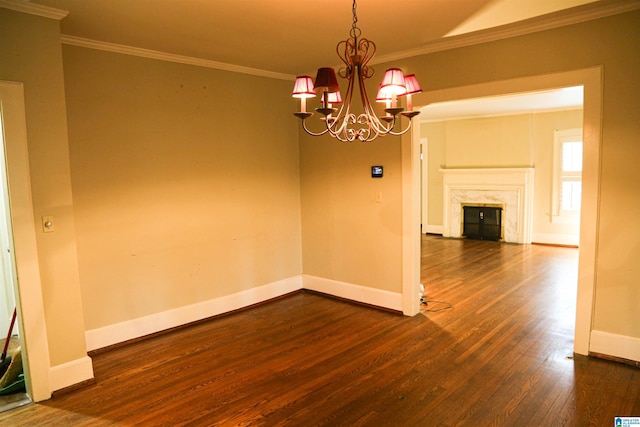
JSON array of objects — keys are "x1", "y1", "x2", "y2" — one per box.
[{"x1": 552, "y1": 129, "x2": 582, "y2": 223}]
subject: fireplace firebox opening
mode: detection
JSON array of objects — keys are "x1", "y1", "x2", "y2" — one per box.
[{"x1": 462, "y1": 203, "x2": 504, "y2": 241}]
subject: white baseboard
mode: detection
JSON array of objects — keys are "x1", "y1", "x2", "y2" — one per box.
[
  {"x1": 532, "y1": 232, "x2": 579, "y2": 246},
  {"x1": 302, "y1": 274, "x2": 403, "y2": 312},
  {"x1": 49, "y1": 356, "x2": 94, "y2": 393},
  {"x1": 590, "y1": 330, "x2": 640, "y2": 363},
  {"x1": 85, "y1": 276, "x2": 303, "y2": 351},
  {"x1": 427, "y1": 228, "x2": 579, "y2": 245},
  {"x1": 84, "y1": 274, "x2": 399, "y2": 352},
  {"x1": 424, "y1": 224, "x2": 444, "y2": 235}
]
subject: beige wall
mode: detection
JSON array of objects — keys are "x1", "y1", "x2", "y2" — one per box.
[
  {"x1": 300, "y1": 133, "x2": 403, "y2": 292},
  {"x1": 444, "y1": 114, "x2": 534, "y2": 167},
  {"x1": 302, "y1": 9, "x2": 640, "y2": 340},
  {"x1": 423, "y1": 122, "x2": 446, "y2": 226},
  {"x1": 1, "y1": 3, "x2": 638, "y2": 394},
  {"x1": 62, "y1": 46, "x2": 302, "y2": 330},
  {"x1": 531, "y1": 110, "x2": 583, "y2": 240},
  {"x1": 421, "y1": 109, "x2": 583, "y2": 241},
  {"x1": 0, "y1": 9, "x2": 88, "y2": 368}
]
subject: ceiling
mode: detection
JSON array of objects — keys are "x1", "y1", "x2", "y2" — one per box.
[
  {"x1": 19, "y1": 0, "x2": 628, "y2": 119},
  {"x1": 420, "y1": 86, "x2": 584, "y2": 121},
  {"x1": 26, "y1": 0, "x2": 603, "y2": 77}
]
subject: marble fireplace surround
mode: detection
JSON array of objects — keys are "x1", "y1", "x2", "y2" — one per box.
[{"x1": 441, "y1": 168, "x2": 534, "y2": 244}]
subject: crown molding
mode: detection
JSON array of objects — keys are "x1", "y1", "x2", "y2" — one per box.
[
  {"x1": 373, "y1": 0, "x2": 640, "y2": 65},
  {"x1": 0, "y1": 0, "x2": 68, "y2": 19},
  {"x1": 23, "y1": 0, "x2": 639, "y2": 79},
  {"x1": 60, "y1": 35, "x2": 295, "y2": 81}
]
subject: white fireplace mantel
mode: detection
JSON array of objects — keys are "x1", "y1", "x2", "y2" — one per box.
[{"x1": 441, "y1": 168, "x2": 534, "y2": 244}]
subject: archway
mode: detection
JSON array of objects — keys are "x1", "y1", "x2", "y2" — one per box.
[{"x1": 402, "y1": 67, "x2": 602, "y2": 356}]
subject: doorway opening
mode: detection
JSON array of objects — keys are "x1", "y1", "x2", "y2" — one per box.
[
  {"x1": 0, "y1": 80, "x2": 52, "y2": 406},
  {"x1": 0, "y1": 88, "x2": 30, "y2": 412},
  {"x1": 421, "y1": 86, "x2": 583, "y2": 245},
  {"x1": 403, "y1": 67, "x2": 602, "y2": 357}
]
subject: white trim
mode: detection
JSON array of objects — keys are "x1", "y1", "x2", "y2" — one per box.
[
  {"x1": 412, "y1": 66, "x2": 602, "y2": 358},
  {"x1": 420, "y1": 106, "x2": 584, "y2": 124},
  {"x1": 424, "y1": 225, "x2": 444, "y2": 235},
  {"x1": 400, "y1": 124, "x2": 422, "y2": 316},
  {"x1": 85, "y1": 276, "x2": 302, "y2": 351},
  {"x1": 0, "y1": 0, "x2": 68, "y2": 19},
  {"x1": 49, "y1": 356, "x2": 94, "y2": 393},
  {"x1": 420, "y1": 137, "x2": 429, "y2": 236},
  {"x1": 60, "y1": 35, "x2": 295, "y2": 81},
  {"x1": 532, "y1": 232, "x2": 579, "y2": 247},
  {"x1": 373, "y1": 0, "x2": 640, "y2": 65},
  {"x1": 590, "y1": 330, "x2": 640, "y2": 363},
  {"x1": 0, "y1": 81, "x2": 51, "y2": 402},
  {"x1": 302, "y1": 275, "x2": 403, "y2": 312},
  {"x1": 86, "y1": 274, "x2": 404, "y2": 352},
  {"x1": 574, "y1": 67, "x2": 602, "y2": 356}
]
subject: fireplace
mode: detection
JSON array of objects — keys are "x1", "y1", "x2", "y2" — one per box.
[
  {"x1": 463, "y1": 204, "x2": 503, "y2": 241},
  {"x1": 441, "y1": 168, "x2": 534, "y2": 244}
]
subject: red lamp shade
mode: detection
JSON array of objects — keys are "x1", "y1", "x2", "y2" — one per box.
[
  {"x1": 292, "y1": 76, "x2": 316, "y2": 98},
  {"x1": 376, "y1": 85, "x2": 393, "y2": 102},
  {"x1": 402, "y1": 74, "x2": 422, "y2": 95},
  {"x1": 378, "y1": 68, "x2": 407, "y2": 97},
  {"x1": 324, "y1": 91, "x2": 343, "y2": 105},
  {"x1": 314, "y1": 67, "x2": 340, "y2": 93}
]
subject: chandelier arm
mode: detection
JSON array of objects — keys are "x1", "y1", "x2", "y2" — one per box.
[
  {"x1": 326, "y1": 65, "x2": 358, "y2": 141},
  {"x1": 386, "y1": 120, "x2": 414, "y2": 136},
  {"x1": 350, "y1": 67, "x2": 374, "y2": 141},
  {"x1": 301, "y1": 119, "x2": 331, "y2": 137},
  {"x1": 291, "y1": 0, "x2": 420, "y2": 141},
  {"x1": 381, "y1": 104, "x2": 413, "y2": 136},
  {"x1": 357, "y1": 39, "x2": 376, "y2": 79},
  {"x1": 337, "y1": 40, "x2": 354, "y2": 76},
  {"x1": 361, "y1": 101, "x2": 388, "y2": 134},
  {"x1": 331, "y1": 114, "x2": 359, "y2": 142},
  {"x1": 328, "y1": 85, "x2": 352, "y2": 136},
  {"x1": 357, "y1": 67, "x2": 394, "y2": 137}
]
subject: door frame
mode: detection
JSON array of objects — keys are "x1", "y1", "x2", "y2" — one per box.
[
  {"x1": 0, "y1": 80, "x2": 52, "y2": 401},
  {"x1": 402, "y1": 67, "x2": 602, "y2": 356}
]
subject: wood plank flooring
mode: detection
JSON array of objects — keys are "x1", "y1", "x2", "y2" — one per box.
[{"x1": 1, "y1": 234, "x2": 638, "y2": 426}]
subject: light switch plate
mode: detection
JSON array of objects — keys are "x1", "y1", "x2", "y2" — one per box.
[{"x1": 42, "y1": 216, "x2": 55, "y2": 233}]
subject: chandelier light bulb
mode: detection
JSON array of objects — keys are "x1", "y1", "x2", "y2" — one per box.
[
  {"x1": 401, "y1": 74, "x2": 422, "y2": 113},
  {"x1": 378, "y1": 68, "x2": 407, "y2": 98},
  {"x1": 292, "y1": 76, "x2": 316, "y2": 114}
]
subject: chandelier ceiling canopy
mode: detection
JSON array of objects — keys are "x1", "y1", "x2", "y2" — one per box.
[{"x1": 292, "y1": 0, "x2": 422, "y2": 142}]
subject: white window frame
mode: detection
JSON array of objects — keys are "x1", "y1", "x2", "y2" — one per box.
[{"x1": 552, "y1": 128, "x2": 583, "y2": 224}]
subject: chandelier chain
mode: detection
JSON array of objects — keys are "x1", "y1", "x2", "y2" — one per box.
[{"x1": 350, "y1": 0, "x2": 361, "y2": 40}]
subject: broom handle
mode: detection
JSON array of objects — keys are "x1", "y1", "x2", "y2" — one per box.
[{"x1": 1, "y1": 308, "x2": 17, "y2": 361}]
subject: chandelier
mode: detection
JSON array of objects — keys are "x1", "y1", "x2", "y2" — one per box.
[{"x1": 291, "y1": 0, "x2": 422, "y2": 142}]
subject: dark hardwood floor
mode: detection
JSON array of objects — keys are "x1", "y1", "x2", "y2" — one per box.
[{"x1": 1, "y1": 235, "x2": 638, "y2": 426}]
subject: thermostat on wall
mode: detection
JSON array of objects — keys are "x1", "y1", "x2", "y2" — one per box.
[{"x1": 371, "y1": 166, "x2": 383, "y2": 178}]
